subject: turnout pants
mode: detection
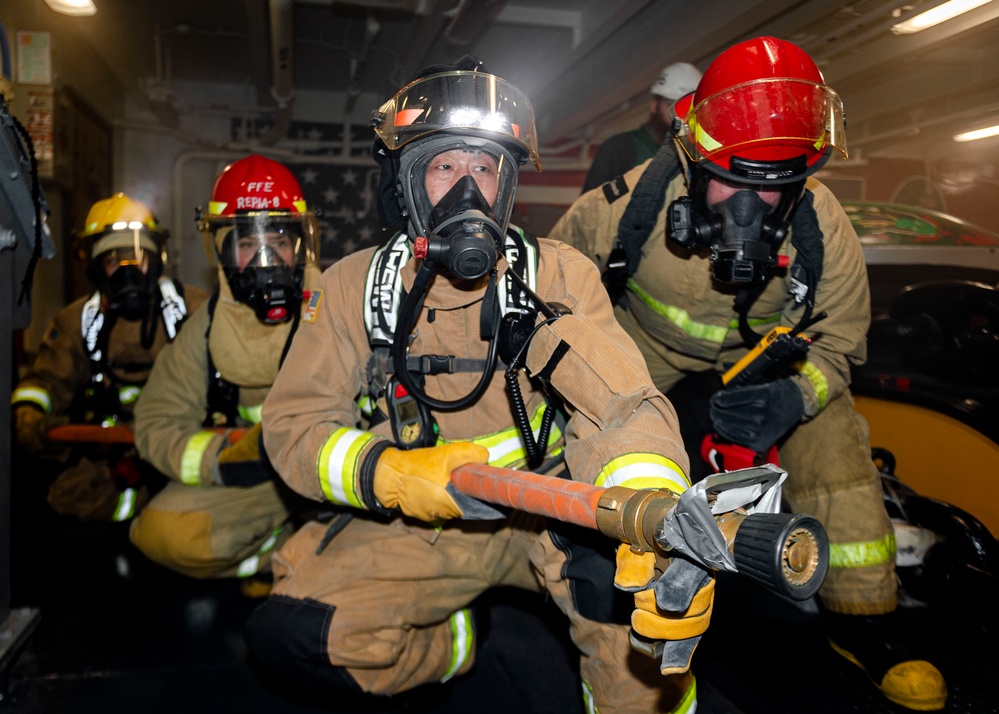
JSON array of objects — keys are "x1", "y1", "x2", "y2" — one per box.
[
  {"x1": 129, "y1": 480, "x2": 292, "y2": 579},
  {"x1": 247, "y1": 510, "x2": 692, "y2": 713}
]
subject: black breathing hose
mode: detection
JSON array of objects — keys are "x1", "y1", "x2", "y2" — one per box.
[{"x1": 391, "y1": 259, "x2": 501, "y2": 412}]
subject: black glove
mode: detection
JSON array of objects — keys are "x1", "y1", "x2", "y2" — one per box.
[
  {"x1": 709, "y1": 378, "x2": 805, "y2": 452},
  {"x1": 215, "y1": 423, "x2": 279, "y2": 487}
]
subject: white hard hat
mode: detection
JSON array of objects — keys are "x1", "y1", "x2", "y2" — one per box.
[{"x1": 651, "y1": 62, "x2": 702, "y2": 101}]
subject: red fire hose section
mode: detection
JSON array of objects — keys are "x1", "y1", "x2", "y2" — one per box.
[{"x1": 450, "y1": 462, "x2": 601, "y2": 530}]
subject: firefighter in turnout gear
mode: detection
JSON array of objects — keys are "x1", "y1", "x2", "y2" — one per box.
[
  {"x1": 548, "y1": 37, "x2": 947, "y2": 711},
  {"x1": 245, "y1": 57, "x2": 709, "y2": 714},
  {"x1": 129, "y1": 155, "x2": 321, "y2": 580},
  {"x1": 12, "y1": 193, "x2": 207, "y2": 522}
]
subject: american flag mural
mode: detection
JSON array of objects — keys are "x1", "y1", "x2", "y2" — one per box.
[{"x1": 232, "y1": 118, "x2": 394, "y2": 265}]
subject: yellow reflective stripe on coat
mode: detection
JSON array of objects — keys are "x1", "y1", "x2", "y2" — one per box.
[
  {"x1": 237, "y1": 525, "x2": 283, "y2": 578},
  {"x1": 180, "y1": 430, "x2": 217, "y2": 486},
  {"x1": 453, "y1": 403, "x2": 563, "y2": 468},
  {"x1": 594, "y1": 452, "x2": 689, "y2": 493},
  {"x1": 318, "y1": 427, "x2": 377, "y2": 508},
  {"x1": 628, "y1": 279, "x2": 779, "y2": 343},
  {"x1": 111, "y1": 488, "x2": 138, "y2": 522},
  {"x1": 118, "y1": 385, "x2": 142, "y2": 406},
  {"x1": 12, "y1": 386, "x2": 52, "y2": 413},
  {"x1": 672, "y1": 676, "x2": 698, "y2": 714},
  {"x1": 440, "y1": 608, "x2": 474, "y2": 683},
  {"x1": 829, "y1": 533, "x2": 897, "y2": 569},
  {"x1": 238, "y1": 403, "x2": 263, "y2": 425},
  {"x1": 799, "y1": 360, "x2": 830, "y2": 410},
  {"x1": 581, "y1": 680, "x2": 597, "y2": 714}
]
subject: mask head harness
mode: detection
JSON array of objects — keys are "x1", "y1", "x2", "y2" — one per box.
[{"x1": 197, "y1": 154, "x2": 320, "y2": 325}]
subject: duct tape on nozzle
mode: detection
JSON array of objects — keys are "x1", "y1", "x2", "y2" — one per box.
[{"x1": 659, "y1": 464, "x2": 787, "y2": 572}]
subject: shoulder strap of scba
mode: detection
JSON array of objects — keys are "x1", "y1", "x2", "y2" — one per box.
[
  {"x1": 613, "y1": 141, "x2": 825, "y2": 340},
  {"x1": 363, "y1": 227, "x2": 540, "y2": 348},
  {"x1": 81, "y1": 277, "x2": 190, "y2": 380},
  {"x1": 362, "y1": 227, "x2": 540, "y2": 405}
]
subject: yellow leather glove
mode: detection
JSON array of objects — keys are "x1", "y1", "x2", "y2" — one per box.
[
  {"x1": 614, "y1": 544, "x2": 715, "y2": 675},
  {"x1": 14, "y1": 405, "x2": 48, "y2": 454},
  {"x1": 373, "y1": 442, "x2": 489, "y2": 522}
]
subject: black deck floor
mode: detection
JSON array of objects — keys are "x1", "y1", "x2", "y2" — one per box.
[{"x1": 3, "y1": 455, "x2": 997, "y2": 714}]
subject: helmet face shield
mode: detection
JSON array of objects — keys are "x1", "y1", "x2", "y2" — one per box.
[
  {"x1": 679, "y1": 78, "x2": 847, "y2": 182},
  {"x1": 206, "y1": 213, "x2": 318, "y2": 273},
  {"x1": 200, "y1": 210, "x2": 320, "y2": 324},
  {"x1": 372, "y1": 71, "x2": 541, "y2": 171}
]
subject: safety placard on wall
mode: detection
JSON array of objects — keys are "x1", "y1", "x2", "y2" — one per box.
[{"x1": 16, "y1": 31, "x2": 52, "y2": 86}]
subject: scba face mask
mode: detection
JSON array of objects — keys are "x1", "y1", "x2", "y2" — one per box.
[
  {"x1": 227, "y1": 257, "x2": 300, "y2": 324},
  {"x1": 216, "y1": 222, "x2": 313, "y2": 324},
  {"x1": 668, "y1": 163, "x2": 805, "y2": 285},
  {"x1": 398, "y1": 136, "x2": 520, "y2": 267},
  {"x1": 418, "y1": 174, "x2": 504, "y2": 280},
  {"x1": 106, "y1": 263, "x2": 155, "y2": 319}
]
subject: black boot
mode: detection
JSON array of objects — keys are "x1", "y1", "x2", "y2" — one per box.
[{"x1": 823, "y1": 610, "x2": 946, "y2": 711}]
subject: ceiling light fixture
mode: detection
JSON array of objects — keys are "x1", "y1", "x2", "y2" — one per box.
[
  {"x1": 953, "y1": 124, "x2": 999, "y2": 142},
  {"x1": 43, "y1": 0, "x2": 97, "y2": 17},
  {"x1": 891, "y1": 0, "x2": 992, "y2": 34}
]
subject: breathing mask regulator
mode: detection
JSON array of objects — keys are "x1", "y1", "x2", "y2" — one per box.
[
  {"x1": 667, "y1": 156, "x2": 807, "y2": 285},
  {"x1": 104, "y1": 259, "x2": 160, "y2": 320},
  {"x1": 416, "y1": 174, "x2": 503, "y2": 281}
]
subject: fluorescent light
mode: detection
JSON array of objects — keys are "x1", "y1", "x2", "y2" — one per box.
[
  {"x1": 891, "y1": 0, "x2": 992, "y2": 34},
  {"x1": 954, "y1": 124, "x2": 999, "y2": 142},
  {"x1": 43, "y1": 0, "x2": 97, "y2": 16}
]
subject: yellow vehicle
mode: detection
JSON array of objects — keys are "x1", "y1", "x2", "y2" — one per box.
[{"x1": 845, "y1": 201, "x2": 999, "y2": 601}]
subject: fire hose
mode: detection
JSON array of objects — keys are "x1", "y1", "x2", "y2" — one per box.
[
  {"x1": 450, "y1": 462, "x2": 829, "y2": 602},
  {"x1": 49, "y1": 425, "x2": 828, "y2": 600}
]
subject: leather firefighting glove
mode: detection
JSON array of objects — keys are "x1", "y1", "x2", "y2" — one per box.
[
  {"x1": 215, "y1": 423, "x2": 279, "y2": 487},
  {"x1": 614, "y1": 544, "x2": 715, "y2": 675},
  {"x1": 709, "y1": 377, "x2": 805, "y2": 453},
  {"x1": 373, "y1": 442, "x2": 490, "y2": 522},
  {"x1": 14, "y1": 404, "x2": 48, "y2": 454}
]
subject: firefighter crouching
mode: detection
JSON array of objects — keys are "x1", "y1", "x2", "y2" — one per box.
[
  {"x1": 244, "y1": 57, "x2": 711, "y2": 714},
  {"x1": 129, "y1": 155, "x2": 321, "y2": 580},
  {"x1": 549, "y1": 36, "x2": 946, "y2": 712},
  {"x1": 12, "y1": 194, "x2": 207, "y2": 522}
]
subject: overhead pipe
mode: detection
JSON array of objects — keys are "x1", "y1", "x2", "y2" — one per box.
[
  {"x1": 257, "y1": 0, "x2": 295, "y2": 146},
  {"x1": 345, "y1": 12, "x2": 382, "y2": 115}
]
